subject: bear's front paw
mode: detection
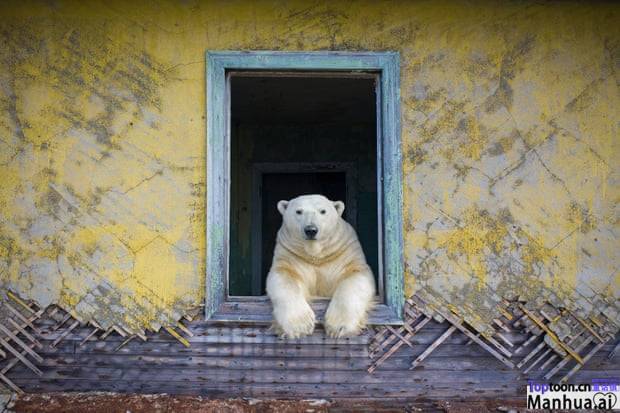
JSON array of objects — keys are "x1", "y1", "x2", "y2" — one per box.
[
  {"x1": 273, "y1": 303, "x2": 316, "y2": 339},
  {"x1": 324, "y1": 308, "x2": 365, "y2": 338}
]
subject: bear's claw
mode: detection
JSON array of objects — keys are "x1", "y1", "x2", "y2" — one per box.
[
  {"x1": 325, "y1": 322, "x2": 363, "y2": 338},
  {"x1": 272, "y1": 304, "x2": 316, "y2": 339}
]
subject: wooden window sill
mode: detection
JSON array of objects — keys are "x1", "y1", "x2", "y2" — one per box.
[{"x1": 208, "y1": 297, "x2": 403, "y2": 325}]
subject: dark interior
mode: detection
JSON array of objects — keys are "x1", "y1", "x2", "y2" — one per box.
[{"x1": 229, "y1": 73, "x2": 378, "y2": 296}]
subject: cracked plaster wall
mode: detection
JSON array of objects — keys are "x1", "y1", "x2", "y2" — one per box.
[{"x1": 0, "y1": 0, "x2": 618, "y2": 335}]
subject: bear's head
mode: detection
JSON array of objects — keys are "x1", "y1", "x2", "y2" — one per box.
[{"x1": 277, "y1": 194, "x2": 345, "y2": 242}]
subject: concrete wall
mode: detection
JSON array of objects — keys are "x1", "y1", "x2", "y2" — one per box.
[{"x1": 0, "y1": 1, "x2": 618, "y2": 336}]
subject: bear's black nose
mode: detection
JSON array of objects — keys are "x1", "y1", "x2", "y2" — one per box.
[{"x1": 304, "y1": 225, "x2": 318, "y2": 239}]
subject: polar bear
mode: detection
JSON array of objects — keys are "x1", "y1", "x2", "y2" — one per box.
[{"x1": 266, "y1": 194, "x2": 376, "y2": 338}]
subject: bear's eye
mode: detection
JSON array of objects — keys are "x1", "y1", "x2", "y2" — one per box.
[
  {"x1": 320, "y1": 209, "x2": 326, "y2": 215},
  {"x1": 296, "y1": 209, "x2": 302, "y2": 215}
]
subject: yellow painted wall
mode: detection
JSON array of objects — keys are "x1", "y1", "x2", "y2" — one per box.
[{"x1": 0, "y1": 0, "x2": 618, "y2": 335}]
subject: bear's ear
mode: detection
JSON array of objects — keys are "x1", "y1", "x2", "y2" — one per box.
[
  {"x1": 333, "y1": 201, "x2": 345, "y2": 217},
  {"x1": 277, "y1": 200, "x2": 289, "y2": 215}
]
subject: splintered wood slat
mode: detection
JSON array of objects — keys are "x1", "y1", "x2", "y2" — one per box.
[
  {"x1": 0, "y1": 337, "x2": 42, "y2": 376},
  {"x1": 516, "y1": 340, "x2": 546, "y2": 369},
  {"x1": 544, "y1": 336, "x2": 593, "y2": 380},
  {"x1": 494, "y1": 318, "x2": 511, "y2": 333},
  {"x1": 0, "y1": 324, "x2": 43, "y2": 363},
  {"x1": 4, "y1": 302, "x2": 41, "y2": 335},
  {"x1": 404, "y1": 302, "x2": 422, "y2": 319},
  {"x1": 370, "y1": 303, "x2": 420, "y2": 348},
  {"x1": 528, "y1": 327, "x2": 587, "y2": 376},
  {"x1": 114, "y1": 335, "x2": 136, "y2": 352},
  {"x1": 0, "y1": 372, "x2": 23, "y2": 394},
  {"x1": 514, "y1": 332, "x2": 540, "y2": 355},
  {"x1": 523, "y1": 348, "x2": 552, "y2": 374},
  {"x1": 1, "y1": 343, "x2": 36, "y2": 376},
  {"x1": 539, "y1": 309, "x2": 558, "y2": 322},
  {"x1": 112, "y1": 326, "x2": 128, "y2": 338},
  {"x1": 99, "y1": 328, "x2": 115, "y2": 340},
  {"x1": 561, "y1": 340, "x2": 607, "y2": 383},
  {"x1": 0, "y1": 293, "x2": 207, "y2": 395},
  {"x1": 51, "y1": 320, "x2": 80, "y2": 348},
  {"x1": 0, "y1": 341, "x2": 39, "y2": 394},
  {"x1": 368, "y1": 316, "x2": 431, "y2": 373},
  {"x1": 385, "y1": 326, "x2": 415, "y2": 349},
  {"x1": 89, "y1": 320, "x2": 102, "y2": 330},
  {"x1": 535, "y1": 327, "x2": 586, "y2": 373},
  {"x1": 79, "y1": 328, "x2": 100, "y2": 347},
  {"x1": 370, "y1": 324, "x2": 408, "y2": 355},
  {"x1": 369, "y1": 312, "x2": 424, "y2": 356},
  {"x1": 511, "y1": 314, "x2": 528, "y2": 328},
  {"x1": 7, "y1": 318, "x2": 41, "y2": 348},
  {"x1": 500, "y1": 299, "x2": 613, "y2": 379},
  {"x1": 427, "y1": 305, "x2": 515, "y2": 369},
  {"x1": 176, "y1": 322, "x2": 194, "y2": 338},
  {"x1": 410, "y1": 325, "x2": 456, "y2": 369},
  {"x1": 7, "y1": 291, "x2": 36, "y2": 315},
  {"x1": 368, "y1": 327, "x2": 391, "y2": 354},
  {"x1": 519, "y1": 304, "x2": 584, "y2": 364},
  {"x1": 484, "y1": 335, "x2": 513, "y2": 358},
  {"x1": 499, "y1": 307, "x2": 514, "y2": 322},
  {"x1": 567, "y1": 310, "x2": 606, "y2": 343},
  {"x1": 386, "y1": 316, "x2": 430, "y2": 350},
  {"x1": 538, "y1": 352, "x2": 559, "y2": 372},
  {"x1": 165, "y1": 326, "x2": 190, "y2": 348},
  {"x1": 52, "y1": 313, "x2": 73, "y2": 331},
  {"x1": 495, "y1": 332, "x2": 514, "y2": 348},
  {"x1": 371, "y1": 326, "x2": 395, "y2": 349},
  {"x1": 0, "y1": 296, "x2": 46, "y2": 393}
]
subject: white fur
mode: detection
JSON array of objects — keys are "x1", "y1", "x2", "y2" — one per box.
[{"x1": 266, "y1": 194, "x2": 375, "y2": 338}]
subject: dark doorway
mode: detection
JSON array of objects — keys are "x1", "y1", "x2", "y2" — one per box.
[{"x1": 229, "y1": 73, "x2": 378, "y2": 296}]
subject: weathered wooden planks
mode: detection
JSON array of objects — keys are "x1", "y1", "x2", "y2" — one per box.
[
  {"x1": 11, "y1": 379, "x2": 523, "y2": 399},
  {"x1": 2, "y1": 293, "x2": 617, "y2": 399},
  {"x1": 5, "y1": 316, "x2": 617, "y2": 398}
]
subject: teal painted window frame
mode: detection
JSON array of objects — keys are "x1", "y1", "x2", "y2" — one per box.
[{"x1": 206, "y1": 51, "x2": 404, "y2": 324}]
